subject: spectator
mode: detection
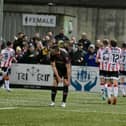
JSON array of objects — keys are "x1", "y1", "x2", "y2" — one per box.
[
  {"x1": 42, "y1": 35, "x2": 50, "y2": 48},
  {"x1": 70, "y1": 36, "x2": 78, "y2": 52},
  {"x1": 13, "y1": 32, "x2": 25, "y2": 51},
  {"x1": 35, "y1": 40, "x2": 50, "y2": 64},
  {"x1": 78, "y1": 32, "x2": 91, "y2": 52},
  {"x1": 22, "y1": 43, "x2": 38, "y2": 64},
  {"x1": 57, "y1": 40, "x2": 64, "y2": 48},
  {"x1": 32, "y1": 32, "x2": 40, "y2": 40},
  {"x1": 62, "y1": 41, "x2": 74, "y2": 62},
  {"x1": 72, "y1": 43, "x2": 86, "y2": 66},
  {"x1": 31, "y1": 32, "x2": 41, "y2": 49},
  {"x1": 47, "y1": 31, "x2": 55, "y2": 41},
  {"x1": 15, "y1": 46, "x2": 24, "y2": 63},
  {"x1": 85, "y1": 44, "x2": 98, "y2": 66},
  {"x1": 41, "y1": 45, "x2": 50, "y2": 65},
  {"x1": 22, "y1": 42, "x2": 29, "y2": 54},
  {"x1": 55, "y1": 28, "x2": 69, "y2": 43}
]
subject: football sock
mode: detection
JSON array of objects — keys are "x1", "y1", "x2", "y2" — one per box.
[
  {"x1": 100, "y1": 83, "x2": 105, "y2": 95},
  {"x1": 51, "y1": 86, "x2": 57, "y2": 102},
  {"x1": 124, "y1": 84, "x2": 126, "y2": 95},
  {"x1": 107, "y1": 84, "x2": 113, "y2": 98},
  {"x1": 5, "y1": 80, "x2": 10, "y2": 90},
  {"x1": 113, "y1": 84, "x2": 118, "y2": 97},
  {"x1": 0, "y1": 76, "x2": 4, "y2": 87},
  {"x1": 62, "y1": 86, "x2": 68, "y2": 103},
  {"x1": 120, "y1": 84, "x2": 126, "y2": 95}
]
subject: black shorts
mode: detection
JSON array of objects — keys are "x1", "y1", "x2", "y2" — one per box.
[
  {"x1": 54, "y1": 68, "x2": 68, "y2": 80},
  {"x1": 1, "y1": 67, "x2": 11, "y2": 76},
  {"x1": 119, "y1": 71, "x2": 126, "y2": 76},
  {"x1": 106, "y1": 71, "x2": 119, "y2": 79},
  {"x1": 99, "y1": 70, "x2": 107, "y2": 77}
]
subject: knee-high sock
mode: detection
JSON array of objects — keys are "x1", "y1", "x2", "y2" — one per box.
[
  {"x1": 113, "y1": 85, "x2": 118, "y2": 97},
  {"x1": 100, "y1": 83, "x2": 105, "y2": 94},
  {"x1": 124, "y1": 84, "x2": 126, "y2": 95},
  {"x1": 0, "y1": 76, "x2": 4, "y2": 87},
  {"x1": 5, "y1": 80, "x2": 10, "y2": 90},
  {"x1": 51, "y1": 86, "x2": 57, "y2": 102},
  {"x1": 62, "y1": 86, "x2": 69, "y2": 103},
  {"x1": 120, "y1": 84, "x2": 126, "y2": 95},
  {"x1": 107, "y1": 84, "x2": 113, "y2": 98}
]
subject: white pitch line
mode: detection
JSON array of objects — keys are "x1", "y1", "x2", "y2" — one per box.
[
  {"x1": 0, "y1": 107, "x2": 18, "y2": 110},
  {"x1": 56, "y1": 108, "x2": 126, "y2": 115},
  {"x1": 20, "y1": 106, "x2": 126, "y2": 116}
]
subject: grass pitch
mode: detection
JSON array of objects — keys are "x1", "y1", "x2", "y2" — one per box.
[{"x1": 0, "y1": 88, "x2": 126, "y2": 126}]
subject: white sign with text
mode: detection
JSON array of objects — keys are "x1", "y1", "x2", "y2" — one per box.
[
  {"x1": 23, "y1": 14, "x2": 56, "y2": 27},
  {"x1": 10, "y1": 64, "x2": 53, "y2": 85}
]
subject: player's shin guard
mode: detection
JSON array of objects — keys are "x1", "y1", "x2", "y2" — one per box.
[
  {"x1": 62, "y1": 86, "x2": 68, "y2": 103},
  {"x1": 51, "y1": 86, "x2": 57, "y2": 102}
]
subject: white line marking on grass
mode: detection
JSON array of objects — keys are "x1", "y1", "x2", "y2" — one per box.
[
  {"x1": 56, "y1": 108, "x2": 126, "y2": 115},
  {"x1": 21, "y1": 106, "x2": 126, "y2": 116},
  {"x1": 0, "y1": 107, "x2": 17, "y2": 110}
]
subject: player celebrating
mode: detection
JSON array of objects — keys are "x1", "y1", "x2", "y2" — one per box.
[
  {"x1": 49, "y1": 44, "x2": 71, "y2": 107},
  {"x1": 119, "y1": 42, "x2": 126, "y2": 97},
  {"x1": 0, "y1": 41, "x2": 17, "y2": 91},
  {"x1": 96, "y1": 39, "x2": 110, "y2": 100},
  {"x1": 106, "y1": 40, "x2": 121, "y2": 105}
]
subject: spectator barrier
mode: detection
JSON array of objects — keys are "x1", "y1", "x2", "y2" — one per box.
[{"x1": 10, "y1": 64, "x2": 100, "y2": 92}]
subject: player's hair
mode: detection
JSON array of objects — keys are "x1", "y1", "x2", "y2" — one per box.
[
  {"x1": 110, "y1": 39, "x2": 117, "y2": 47},
  {"x1": 51, "y1": 44, "x2": 60, "y2": 52},
  {"x1": 6, "y1": 41, "x2": 12, "y2": 46},
  {"x1": 122, "y1": 42, "x2": 126, "y2": 48},
  {"x1": 103, "y1": 39, "x2": 109, "y2": 46}
]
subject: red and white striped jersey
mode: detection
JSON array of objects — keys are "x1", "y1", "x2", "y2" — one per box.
[
  {"x1": 120, "y1": 49, "x2": 126, "y2": 71},
  {"x1": 96, "y1": 47, "x2": 110, "y2": 71},
  {"x1": 108, "y1": 47, "x2": 121, "y2": 71},
  {"x1": 0, "y1": 47, "x2": 15, "y2": 68}
]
